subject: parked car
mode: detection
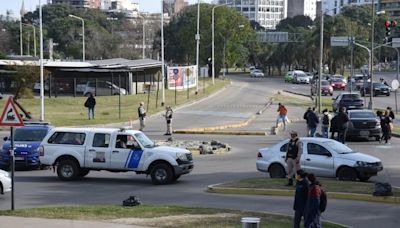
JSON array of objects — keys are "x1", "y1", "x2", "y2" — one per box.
[
  {"x1": 360, "y1": 82, "x2": 391, "y2": 97},
  {"x1": 0, "y1": 170, "x2": 11, "y2": 194},
  {"x1": 293, "y1": 71, "x2": 310, "y2": 84},
  {"x1": 332, "y1": 92, "x2": 364, "y2": 112},
  {"x1": 346, "y1": 110, "x2": 381, "y2": 141},
  {"x1": 330, "y1": 78, "x2": 347, "y2": 90},
  {"x1": 256, "y1": 137, "x2": 383, "y2": 181},
  {"x1": 311, "y1": 80, "x2": 333, "y2": 96},
  {"x1": 284, "y1": 71, "x2": 295, "y2": 83},
  {"x1": 250, "y1": 69, "x2": 264, "y2": 77},
  {"x1": 83, "y1": 81, "x2": 127, "y2": 96},
  {"x1": 0, "y1": 122, "x2": 54, "y2": 170}
]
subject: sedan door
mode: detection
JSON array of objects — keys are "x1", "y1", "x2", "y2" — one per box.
[{"x1": 303, "y1": 142, "x2": 335, "y2": 177}]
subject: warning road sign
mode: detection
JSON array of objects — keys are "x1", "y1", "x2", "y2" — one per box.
[{"x1": 0, "y1": 97, "x2": 25, "y2": 126}]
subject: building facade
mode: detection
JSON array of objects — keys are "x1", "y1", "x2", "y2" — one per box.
[
  {"x1": 321, "y1": 0, "x2": 372, "y2": 16},
  {"x1": 163, "y1": 0, "x2": 188, "y2": 16},
  {"x1": 287, "y1": 0, "x2": 317, "y2": 19},
  {"x1": 52, "y1": 0, "x2": 102, "y2": 9},
  {"x1": 379, "y1": 0, "x2": 400, "y2": 18},
  {"x1": 218, "y1": 0, "x2": 288, "y2": 30}
]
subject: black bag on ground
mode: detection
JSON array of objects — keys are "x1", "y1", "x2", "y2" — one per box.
[
  {"x1": 319, "y1": 188, "x2": 328, "y2": 213},
  {"x1": 122, "y1": 196, "x2": 141, "y2": 206},
  {"x1": 373, "y1": 182, "x2": 393, "y2": 196}
]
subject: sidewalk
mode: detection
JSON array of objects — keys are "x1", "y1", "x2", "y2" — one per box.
[{"x1": 0, "y1": 216, "x2": 150, "y2": 228}]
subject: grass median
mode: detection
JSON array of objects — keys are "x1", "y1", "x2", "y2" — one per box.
[
  {"x1": 0, "y1": 79, "x2": 229, "y2": 127},
  {"x1": 0, "y1": 204, "x2": 344, "y2": 228},
  {"x1": 209, "y1": 178, "x2": 400, "y2": 204}
]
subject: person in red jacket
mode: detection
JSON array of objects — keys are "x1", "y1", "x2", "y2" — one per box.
[
  {"x1": 304, "y1": 173, "x2": 321, "y2": 228},
  {"x1": 276, "y1": 103, "x2": 288, "y2": 130}
]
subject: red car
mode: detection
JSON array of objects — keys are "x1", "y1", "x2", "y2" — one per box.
[{"x1": 330, "y1": 78, "x2": 346, "y2": 90}]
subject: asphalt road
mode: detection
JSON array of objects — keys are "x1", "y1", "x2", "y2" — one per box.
[{"x1": 1, "y1": 75, "x2": 399, "y2": 228}]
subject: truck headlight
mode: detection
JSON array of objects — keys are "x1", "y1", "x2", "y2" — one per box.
[
  {"x1": 177, "y1": 153, "x2": 188, "y2": 161},
  {"x1": 356, "y1": 161, "x2": 368, "y2": 166}
]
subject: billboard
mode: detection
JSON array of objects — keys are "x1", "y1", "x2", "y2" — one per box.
[{"x1": 167, "y1": 65, "x2": 197, "y2": 90}]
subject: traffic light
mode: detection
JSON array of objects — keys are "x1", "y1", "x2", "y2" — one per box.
[{"x1": 385, "y1": 20, "x2": 391, "y2": 36}]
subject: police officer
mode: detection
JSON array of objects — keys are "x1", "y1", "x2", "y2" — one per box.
[{"x1": 285, "y1": 131, "x2": 302, "y2": 186}]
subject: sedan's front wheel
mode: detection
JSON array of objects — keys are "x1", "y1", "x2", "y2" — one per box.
[{"x1": 269, "y1": 164, "x2": 286, "y2": 178}]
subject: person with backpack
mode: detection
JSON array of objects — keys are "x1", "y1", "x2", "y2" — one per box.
[
  {"x1": 293, "y1": 169, "x2": 309, "y2": 228},
  {"x1": 304, "y1": 173, "x2": 323, "y2": 228},
  {"x1": 276, "y1": 103, "x2": 288, "y2": 130},
  {"x1": 321, "y1": 109, "x2": 330, "y2": 138},
  {"x1": 84, "y1": 93, "x2": 96, "y2": 120},
  {"x1": 306, "y1": 108, "x2": 319, "y2": 137}
]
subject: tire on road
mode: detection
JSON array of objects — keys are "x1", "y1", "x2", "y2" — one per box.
[
  {"x1": 57, "y1": 159, "x2": 80, "y2": 181},
  {"x1": 78, "y1": 168, "x2": 90, "y2": 177},
  {"x1": 269, "y1": 164, "x2": 286, "y2": 178},
  {"x1": 150, "y1": 163, "x2": 174, "y2": 185},
  {"x1": 337, "y1": 166, "x2": 358, "y2": 181}
]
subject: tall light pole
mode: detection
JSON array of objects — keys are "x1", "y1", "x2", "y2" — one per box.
[
  {"x1": 20, "y1": 17, "x2": 23, "y2": 55},
  {"x1": 39, "y1": 0, "x2": 44, "y2": 121},
  {"x1": 212, "y1": 3, "x2": 228, "y2": 86},
  {"x1": 369, "y1": 0, "x2": 375, "y2": 110},
  {"x1": 195, "y1": 0, "x2": 200, "y2": 94},
  {"x1": 69, "y1": 14, "x2": 85, "y2": 62},
  {"x1": 161, "y1": 0, "x2": 165, "y2": 106},
  {"x1": 23, "y1": 23, "x2": 37, "y2": 57},
  {"x1": 318, "y1": 7, "x2": 324, "y2": 113}
]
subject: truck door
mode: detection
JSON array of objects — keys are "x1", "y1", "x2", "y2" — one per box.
[
  {"x1": 110, "y1": 134, "x2": 144, "y2": 170},
  {"x1": 85, "y1": 133, "x2": 111, "y2": 168}
]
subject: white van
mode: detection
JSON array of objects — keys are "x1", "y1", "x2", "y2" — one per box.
[{"x1": 83, "y1": 81, "x2": 127, "y2": 96}]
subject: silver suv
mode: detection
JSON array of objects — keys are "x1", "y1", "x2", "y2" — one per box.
[{"x1": 83, "y1": 81, "x2": 127, "y2": 96}]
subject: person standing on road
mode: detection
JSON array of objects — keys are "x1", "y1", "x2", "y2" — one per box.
[
  {"x1": 84, "y1": 93, "x2": 96, "y2": 120},
  {"x1": 303, "y1": 107, "x2": 312, "y2": 136},
  {"x1": 163, "y1": 106, "x2": 173, "y2": 135},
  {"x1": 337, "y1": 107, "x2": 349, "y2": 144},
  {"x1": 330, "y1": 114, "x2": 339, "y2": 140},
  {"x1": 285, "y1": 131, "x2": 302, "y2": 186},
  {"x1": 293, "y1": 169, "x2": 309, "y2": 228},
  {"x1": 380, "y1": 110, "x2": 392, "y2": 144},
  {"x1": 321, "y1": 109, "x2": 330, "y2": 138},
  {"x1": 276, "y1": 103, "x2": 288, "y2": 130},
  {"x1": 138, "y1": 102, "x2": 146, "y2": 131},
  {"x1": 304, "y1": 173, "x2": 322, "y2": 228},
  {"x1": 306, "y1": 108, "x2": 319, "y2": 137}
]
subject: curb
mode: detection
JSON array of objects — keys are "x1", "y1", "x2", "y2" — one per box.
[
  {"x1": 207, "y1": 184, "x2": 400, "y2": 204},
  {"x1": 173, "y1": 98, "x2": 274, "y2": 135},
  {"x1": 282, "y1": 90, "x2": 313, "y2": 100}
]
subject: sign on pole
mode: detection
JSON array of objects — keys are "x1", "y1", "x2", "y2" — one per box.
[
  {"x1": 0, "y1": 96, "x2": 24, "y2": 211},
  {"x1": 392, "y1": 38, "x2": 400, "y2": 48},
  {"x1": 331, "y1": 36, "x2": 354, "y2": 47}
]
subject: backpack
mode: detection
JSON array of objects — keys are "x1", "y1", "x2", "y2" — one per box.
[
  {"x1": 322, "y1": 114, "x2": 329, "y2": 125},
  {"x1": 84, "y1": 100, "x2": 89, "y2": 108},
  {"x1": 319, "y1": 188, "x2": 328, "y2": 213}
]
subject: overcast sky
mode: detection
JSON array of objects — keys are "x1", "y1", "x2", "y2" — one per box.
[{"x1": 0, "y1": 0, "x2": 213, "y2": 17}]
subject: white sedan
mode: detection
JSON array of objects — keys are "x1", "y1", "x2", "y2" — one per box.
[
  {"x1": 256, "y1": 138, "x2": 383, "y2": 181},
  {"x1": 250, "y1": 70, "x2": 264, "y2": 77},
  {"x1": 0, "y1": 169, "x2": 11, "y2": 194}
]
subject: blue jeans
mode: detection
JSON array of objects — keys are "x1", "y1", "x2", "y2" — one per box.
[
  {"x1": 88, "y1": 107, "x2": 95, "y2": 119},
  {"x1": 309, "y1": 127, "x2": 317, "y2": 137},
  {"x1": 321, "y1": 126, "x2": 329, "y2": 138}
]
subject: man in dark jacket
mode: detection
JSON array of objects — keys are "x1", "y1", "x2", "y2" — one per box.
[
  {"x1": 337, "y1": 107, "x2": 349, "y2": 144},
  {"x1": 293, "y1": 169, "x2": 309, "y2": 228},
  {"x1": 330, "y1": 114, "x2": 339, "y2": 140},
  {"x1": 84, "y1": 93, "x2": 96, "y2": 120},
  {"x1": 306, "y1": 109, "x2": 319, "y2": 137},
  {"x1": 303, "y1": 107, "x2": 312, "y2": 136}
]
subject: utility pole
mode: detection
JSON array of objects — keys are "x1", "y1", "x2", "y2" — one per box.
[
  {"x1": 369, "y1": 0, "x2": 375, "y2": 109},
  {"x1": 195, "y1": 1, "x2": 200, "y2": 94}
]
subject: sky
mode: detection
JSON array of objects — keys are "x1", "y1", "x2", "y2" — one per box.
[{"x1": 0, "y1": 0, "x2": 212, "y2": 17}]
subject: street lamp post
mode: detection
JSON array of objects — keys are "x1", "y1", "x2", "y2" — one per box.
[
  {"x1": 23, "y1": 23, "x2": 36, "y2": 57},
  {"x1": 318, "y1": 7, "x2": 324, "y2": 113},
  {"x1": 369, "y1": 0, "x2": 375, "y2": 110},
  {"x1": 39, "y1": 0, "x2": 44, "y2": 121},
  {"x1": 161, "y1": 0, "x2": 165, "y2": 106},
  {"x1": 195, "y1": 0, "x2": 200, "y2": 94},
  {"x1": 69, "y1": 14, "x2": 85, "y2": 62},
  {"x1": 138, "y1": 15, "x2": 146, "y2": 59},
  {"x1": 212, "y1": 3, "x2": 228, "y2": 86},
  {"x1": 20, "y1": 17, "x2": 23, "y2": 55}
]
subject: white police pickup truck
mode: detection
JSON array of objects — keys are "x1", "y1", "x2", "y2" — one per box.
[{"x1": 39, "y1": 127, "x2": 194, "y2": 184}]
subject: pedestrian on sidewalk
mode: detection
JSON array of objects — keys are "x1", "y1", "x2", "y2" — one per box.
[
  {"x1": 306, "y1": 108, "x2": 319, "y2": 137},
  {"x1": 138, "y1": 102, "x2": 146, "y2": 131},
  {"x1": 304, "y1": 173, "x2": 322, "y2": 228},
  {"x1": 330, "y1": 114, "x2": 339, "y2": 140},
  {"x1": 303, "y1": 107, "x2": 312, "y2": 136},
  {"x1": 380, "y1": 110, "x2": 392, "y2": 144},
  {"x1": 337, "y1": 107, "x2": 349, "y2": 144},
  {"x1": 276, "y1": 103, "x2": 288, "y2": 130},
  {"x1": 293, "y1": 169, "x2": 309, "y2": 228},
  {"x1": 285, "y1": 131, "x2": 302, "y2": 186},
  {"x1": 84, "y1": 93, "x2": 96, "y2": 120},
  {"x1": 321, "y1": 109, "x2": 330, "y2": 138},
  {"x1": 163, "y1": 106, "x2": 173, "y2": 135}
]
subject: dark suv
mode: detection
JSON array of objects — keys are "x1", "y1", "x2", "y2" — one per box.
[
  {"x1": 332, "y1": 93, "x2": 364, "y2": 112},
  {"x1": 347, "y1": 110, "x2": 381, "y2": 141},
  {"x1": 0, "y1": 122, "x2": 53, "y2": 170},
  {"x1": 360, "y1": 82, "x2": 391, "y2": 97}
]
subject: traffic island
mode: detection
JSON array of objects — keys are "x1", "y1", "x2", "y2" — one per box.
[
  {"x1": 207, "y1": 178, "x2": 400, "y2": 204},
  {"x1": 155, "y1": 139, "x2": 231, "y2": 155}
]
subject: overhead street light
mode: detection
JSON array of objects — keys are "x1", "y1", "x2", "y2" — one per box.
[{"x1": 69, "y1": 14, "x2": 85, "y2": 62}]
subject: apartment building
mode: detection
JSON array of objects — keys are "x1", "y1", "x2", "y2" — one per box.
[
  {"x1": 287, "y1": 0, "x2": 317, "y2": 19},
  {"x1": 52, "y1": 0, "x2": 102, "y2": 9}
]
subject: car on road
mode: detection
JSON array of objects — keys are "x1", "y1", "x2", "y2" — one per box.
[
  {"x1": 349, "y1": 75, "x2": 365, "y2": 90},
  {"x1": 293, "y1": 72, "x2": 310, "y2": 84},
  {"x1": 311, "y1": 80, "x2": 333, "y2": 96},
  {"x1": 39, "y1": 127, "x2": 194, "y2": 184},
  {"x1": 0, "y1": 122, "x2": 54, "y2": 170},
  {"x1": 329, "y1": 78, "x2": 347, "y2": 90},
  {"x1": 360, "y1": 82, "x2": 391, "y2": 97},
  {"x1": 284, "y1": 71, "x2": 295, "y2": 83},
  {"x1": 347, "y1": 110, "x2": 381, "y2": 141},
  {"x1": 256, "y1": 138, "x2": 383, "y2": 181},
  {"x1": 0, "y1": 170, "x2": 11, "y2": 194},
  {"x1": 83, "y1": 81, "x2": 127, "y2": 96},
  {"x1": 250, "y1": 69, "x2": 264, "y2": 77},
  {"x1": 332, "y1": 92, "x2": 364, "y2": 112}
]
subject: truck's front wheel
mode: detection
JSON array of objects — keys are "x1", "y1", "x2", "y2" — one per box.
[
  {"x1": 150, "y1": 163, "x2": 173, "y2": 185},
  {"x1": 57, "y1": 159, "x2": 79, "y2": 181}
]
